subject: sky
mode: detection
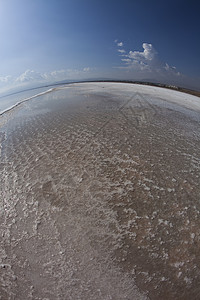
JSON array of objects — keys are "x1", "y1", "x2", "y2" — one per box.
[{"x1": 0, "y1": 0, "x2": 200, "y2": 93}]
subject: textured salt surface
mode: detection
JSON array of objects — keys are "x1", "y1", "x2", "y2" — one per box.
[{"x1": 0, "y1": 83, "x2": 200, "y2": 299}]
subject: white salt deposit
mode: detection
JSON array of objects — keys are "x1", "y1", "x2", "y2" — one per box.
[{"x1": 0, "y1": 82, "x2": 200, "y2": 299}]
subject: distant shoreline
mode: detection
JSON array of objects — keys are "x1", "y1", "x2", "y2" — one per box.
[
  {"x1": 1, "y1": 80, "x2": 200, "y2": 100},
  {"x1": 0, "y1": 80, "x2": 199, "y2": 118},
  {"x1": 80, "y1": 80, "x2": 200, "y2": 98}
]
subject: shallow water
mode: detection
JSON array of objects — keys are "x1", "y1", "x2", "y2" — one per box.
[
  {"x1": 0, "y1": 83, "x2": 200, "y2": 299},
  {"x1": 0, "y1": 86, "x2": 52, "y2": 115}
]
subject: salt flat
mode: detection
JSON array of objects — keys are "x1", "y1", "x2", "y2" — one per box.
[{"x1": 0, "y1": 82, "x2": 200, "y2": 299}]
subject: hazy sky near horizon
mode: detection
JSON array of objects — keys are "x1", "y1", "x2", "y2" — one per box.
[{"x1": 0, "y1": 0, "x2": 200, "y2": 91}]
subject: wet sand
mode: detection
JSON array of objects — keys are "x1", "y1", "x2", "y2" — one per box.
[{"x1": 0, "y1": 82, "x2": 200, "y2": 299}]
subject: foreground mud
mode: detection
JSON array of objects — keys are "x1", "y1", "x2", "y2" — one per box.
[{"x1": 0, "y1": 83, "x2": 200, "y2": 299}]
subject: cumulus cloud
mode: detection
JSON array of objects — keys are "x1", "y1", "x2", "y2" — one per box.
[
  {"x1": 43, "y1": 67, "x2": 91, "y2": 80},
  {"x1": 0, "y1": 67, "x2": 93, "y2": 94},
  {"x1": 128, "y1": 43, "x2": 157, "y2": 61},
  {"x1": 115, "y1": 41, "x2": 181, "y2": 80},
  {"x1": 15, "y1": 70, "x2": 44, "y2": 83}
]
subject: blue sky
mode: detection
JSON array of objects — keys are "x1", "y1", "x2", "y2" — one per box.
[{"x1": 0, "y1": 0, "x2": 200, "y2": 92}]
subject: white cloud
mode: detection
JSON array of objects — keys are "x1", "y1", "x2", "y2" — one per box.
[
  {"x1": 13, "y1": 67, "x2": 92, "y2": 85},
  {"x1": 118, "y1": 49, "x2": 125, "y2": 53},
  {"x1": 116, "y1": 42, "x2": 181, "y2": 80},
  {"x1": 112, "y1": 41, "x2": 200, "y2": 89},
  {"x1": 83, "y1": 67, "x2": 90, "y2": 72},
  {"x1": 15, "y1": 70, "x2": 44, "y2": 83},
  {"x1": 0, "y1": 75, "x2": 12, "y2": 83},
  {"x1": 164, "y1": 63, "x2": 180, "y2": 76},
  {"x1": 0, "y1": 67, "x2": 93, "y2": 94},
  {"x1": 128, "y1": 43, "x2": 157, "y2": 61},
  {"x1": 117, "y1": 42, "x2": 123, "y2": 47}
]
